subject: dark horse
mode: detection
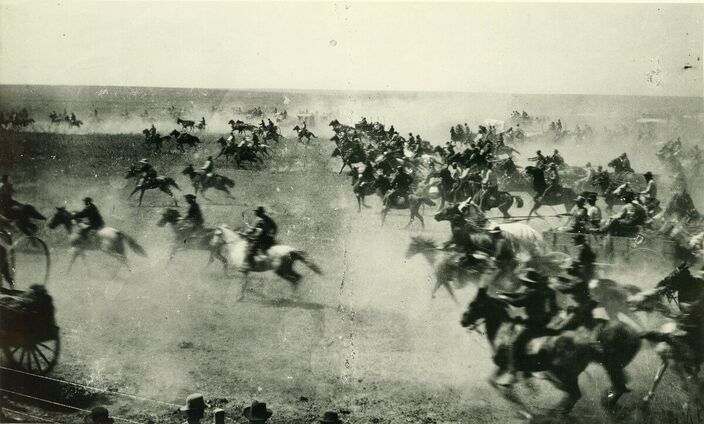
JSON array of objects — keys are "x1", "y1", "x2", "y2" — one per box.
[
  {"x1": 378, "y1": 180, "x2": 436, "y2": 230},
  {"x1": 125, "y1": 166, "x2": 180, "y2": 206},
  {"x1": 628, "y1": 263, "x2": 704, "y2": 404},
  {"x1": 177, "y1": 118, "x2": 195, "y2": 130},
  {"x1": 332, "y1": 146, "x2": 367, "y2": 174},
  {"x1": 169, "y1": 130, "x2": 201, "y2": 152},
  {"x1": 292, "y1": 125, "x2": 317, "y2": 143},
  {"x1": 181, "y1": 165, "x2": 235, "y2": 199},
  {"x1": 462, "y1": 287, "x2": 641, "y2": 418},
  {"x1": 469, "y1": 187, "x2": 524, "y2": 218},
  {"x1": 524, "y1": 166, "x2": 577, "y2": 218}
]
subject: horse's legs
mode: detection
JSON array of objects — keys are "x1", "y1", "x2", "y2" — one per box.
[
  {"x1": 338, "y1": 162, "x2": 346, "y2": 175},
  {"x1": 499, "y1": 196, "x2": 512, "y2": 218},
  {"x1": 642, "y1": 359, "x2": 669, "y2": 403},
  {"x1": 138, "y1": 190, "x2": 146, "y2": 207},
  {"x1": 551, "y1": 372, "x2": 581, "y2": 415},
  {"x1": 602, "y1": 364, "x2": 630, "y2": 411},
  {"x1": 416, "y1": 210, "x2": 426, "y2": 231},
  {"x1": 237, "y1": 273, "x2": 250, "y2": 301},
  {"x1": 380, "y1": 208, "x2": 390, "y2": 227}
]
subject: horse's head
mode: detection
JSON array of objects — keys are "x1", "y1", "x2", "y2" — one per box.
[
  {"x1": 216, "y1": 137, "x2": 227, "y2": 146},
  {"x1": 292, "y1": 125, "x2": 300, "y2": 132},
  {"x1": 435, "y1": 204, "x2": 462, "y2": 223},
  {"x1": 142, "y1": 129, "x2": 149, "y2": 135},
  {"x1": 47, "y1": 207, "x2": 72, "y2": 231},
  {"x1": 461, "y1": 287, "x2": 491, "y2": 328},
  {"x1": 182, "y1": 164, "x2": 194, "y2": 175},
  {"x1": 405, "y1": 236, "x2": 437, "y2": 258},
  {"x1": 157, "y1": 208, "x2": 180, "y2": 227},
  {"x1": 169, "y1": 129, "x2": 180, "y2": 137}
]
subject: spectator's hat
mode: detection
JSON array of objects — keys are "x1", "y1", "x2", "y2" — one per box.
[
  {"x1": 179, "y1": 393, "x2": 206, "y2": 412},
  {"x1": 242, "y1": 400, "x2": 273, "y2": 422},
  {"x1": 85, "y1": 406, "x2": 115, "y2": 424},
  {"x1": 320, "y1": 411, "x2": 343, "y2": 423}
]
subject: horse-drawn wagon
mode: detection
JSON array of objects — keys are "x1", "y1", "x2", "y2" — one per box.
[
  {"x1": 544, "y1": 229, "x2": 680, "y2": 279},
  {"x1": 0, "y1": 285, "x2": 60, "y2": 375}
]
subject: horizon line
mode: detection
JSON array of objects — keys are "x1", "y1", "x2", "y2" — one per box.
[{"x1": 0, "y1": 82, "x2": 701, "y2": 100}]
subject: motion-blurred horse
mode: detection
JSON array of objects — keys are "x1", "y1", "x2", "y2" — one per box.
[
  {"x1": 157, "y1": 208, "x2": 226, "y2": 266},
  {"x1": 181, "y1": 165, "x2": 235, "y2": 199},
  {"x1": 177, "y1": 117, "x2": 195, "y2": 130},
  {"x1": 292, "y1": 125, "x2": 317, "y2": 143},
  {"x1": 169, "y1": 130, "x2": 201, "y2": 152},
  {"x1": 48, "y1": 207, "x2": 147, "y2": 272},
  {"x1": 462, "y1": 287, "x2": 641, "y2": 418},
  {"x1": 125, "y1": 166, "x2": 180, "y2": 206},
  {"x1": 524, "y1": 166, "x2": 577, "y2": 218},
  {"x1": 213, "y1": 225, "x2": 323, "y2": 301}
]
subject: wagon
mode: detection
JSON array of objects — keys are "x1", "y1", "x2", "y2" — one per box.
[
  {"x1": 543, "y1": 229, "x2": 679, "y2": 279},
  {"x1": 0, "y1": 285, "x2": 60, "y2": 375}
]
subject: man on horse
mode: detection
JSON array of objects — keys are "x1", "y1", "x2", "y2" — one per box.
[
  {"x1": 551, "y1": 149, "x2": 565, "y2": 167},
  {"x1": 73, "y1": 197, "x2": 105, "y2": 241},
  {"x1": 600, "y1": 191, "x2": 647, "y2": 236},
  {"x1": 529, "y1": 150, "x2": 547, "y2": 169},
  {"x1": 539, "y1": 163, "x2": 561, "y2": 202},
  {"x1": 552, "y1": 264, "x2": 598, "y2": 331},
  {"x1": 638, "y1": 171, "x2": 658, "y2": 213},
  {"x1": 479, "y1": 162, "x2": 499, "y2": 210},
  {"x1": 244, "y1": 207, "x2": 278, "y2": 271},
  {"x1": 497, "y1": 269, "x2": 558, "y2": 385},
  {"x1": 180, "y1": 194, "x2": 204, "y2": 238},
  {"x1": 353, "y1": 160, "x2": 376, "y2": 192},
  {"x1": 200, "y1": 156, "x2": 214, "y2": 185},
  {"x1": 136, "y1": 159, "x2": 157, "y2": 188},
  {"x1": 384, "y1": 166, "x2": 414, "y2": 207},
  {"x1": 617, "y1": 153, "x2": 634, "y2": 173}
]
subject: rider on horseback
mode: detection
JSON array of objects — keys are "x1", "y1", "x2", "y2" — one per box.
[
  {"x1": 552, "y1": 264, "x2": 598, "y2": 331},
  {"x1": 498, "y1": 269, "x2": 558, "y2": 385},
  {"x1": 180, "y1": 194, "x2": 204, "y2": 238},
  {"x1": 136, "y1": 159, "x2": 157, "y2": 188},
  {"x1": 600, "y1": 191, "x2": 647, "y2": 236},
  {"x1": 529, "y1": 150, "x2": 547, "y2": 169},
  {"x1": 551, "y1": 149, "x2": 565, "y2": 167},
  {"x1": 353, "y1": 160, "x2": 376, "y2": 191},
  {"x1": 201, "y1": 156, "x2": 214, "y2": 185},
  {"x1": 638, "y1": 171, "x2": 658, "y2": 213},
  {"x1": 539, "y1": 163, "x2": 561, "y2": 202},
  {"x1": 73, "y1": 197, "x2": 105, "y2": 241},
  {"x1": 244, "y1": 207, "x2": 278, "y2": 271},
  {"x1": 0, "y1": 175, "x2": 16, "y2": 218},
  {"x1": 479, "y1": 162, "x2": 499, "y2": 211},
  {"x1": 383, "y1": 166, "x2": 414, "y2": 207}
]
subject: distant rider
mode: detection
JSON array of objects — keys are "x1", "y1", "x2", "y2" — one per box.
[{"x1": 540, "y1": 163, "x2": 560, "y2": 201}]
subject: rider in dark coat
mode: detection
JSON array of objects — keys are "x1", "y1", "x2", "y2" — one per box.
[
  {"x1": 137, "y1": 159, "x2": 157, "y2": 187},
  {"x1": 244, "y1": 207, "x2": 278, "y2": 270},
  {"x1": 183, "y1": 194, "x2": 204, "y2": 229},
  {"x1": 74, "y1": 197, "x2": 105, "y2": 240},
  {"x1": 499, "y1": 269, "x2": 558, "y2": 385},
  {"x1": 384, "y1": 166, "x2": 414, "y2": 206},
  {"x1": 0, "y1": 175, "x2": 16, "y2": 217}
]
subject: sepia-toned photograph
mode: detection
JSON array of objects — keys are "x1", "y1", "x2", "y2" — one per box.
[{"x1": 0, "y1": 1, "x2": 702, "y2": 423}]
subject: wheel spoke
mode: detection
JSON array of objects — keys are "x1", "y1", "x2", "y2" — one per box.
[
  {"x1": 35, "y1": 345, "x2": 51, "y2": 365},
  {"x1": 24, "y1": 348, "x2": 32, "y2": 371},
  {"x1": 31, "y1": 349, "x2": 43, "y2": 371},
  {"x1": 18, "y1": 347, "x2": 26, "y2": 366},
  {"x1": 37, "y1": 342, "x2": 56, "y2": 353}
]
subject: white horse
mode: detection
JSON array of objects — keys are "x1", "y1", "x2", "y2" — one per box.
[
  {"x1": 213, "y1": 225, "x2": 322, "y2": 300},
  {"x1": 48, "y1": 207, "x2": 147, "y2": 271}
]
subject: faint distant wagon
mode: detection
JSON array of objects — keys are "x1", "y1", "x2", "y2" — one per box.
[
  {"x1": 544, "y1": 229, "x2": 680, "y2": 280},
  {"x1": 297, "y1": 113, "x2": 315, "y2": 127}
]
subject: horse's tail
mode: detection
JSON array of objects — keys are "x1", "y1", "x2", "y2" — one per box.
[
  {"x1": 513, "y1": 195, "x2": 524, "y2": 208},
  {"x1": 291, "y1": 250, "x2": 322, "y2": 275},
  {"x1": 121, "y1": 233, "x2": 147, "y2": 257}
]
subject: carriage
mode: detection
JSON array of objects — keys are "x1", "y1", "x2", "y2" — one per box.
[
  {"x1": 544, "y1": 229, "x2": 679, "y2": 279},
  {"x1": 0, "y1": 285, "x2": 60, "y2": 375}
]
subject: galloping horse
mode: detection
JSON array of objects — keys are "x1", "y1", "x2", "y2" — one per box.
[
  {"x1": 125, "y1": 166, "x2": 180, "y2": 206},
  {"x1": 378, "y1": 179, "x2": 436, "y2": 230},
  {"x1": 524, "y1": 166, "x2": 577, "y2": 218},
  {"x1": 628, "y1": 263, "x2": 704, "y2": 404},
  {"x1": 48, "y1": 207, "x2": 147, "y2": 272},
  {"x1": 176, "y1": 117, "x2": 195, "y2": 130},
  {"x1": 169, "y1": 130, "x2": 201, "y2": 152},
  {"x1": 332, "y1": 145, "x2": 366, "y2": 174},
  {"x1": 212, "y1": 226, "x2": 323, "y2": 301},
  {"x1": 228, "y1": 120, "x2": 256, "y2": 135},
  {"x1": 292, "y1": 125, "x2": 317, "y2": 143},
  {"x1": 181, "y1": 165, "x2": 235, "y2": 199},
  {"x1": 470, "y1": 188, "x2": 524, "y2": 218},
  {"x1": 156, "y1": 208, "x2": 226, "y2": 266},
  {"x1": 462, "y1": 288, "x2": 641, "y2": 418}
]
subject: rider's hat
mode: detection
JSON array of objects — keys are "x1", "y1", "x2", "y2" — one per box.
[
  {"x1": 184, "y1": 194, "x2": 196, "y2": 201},
  {"x1": 255, "y1": 206, "x2": 266, "y2": 214},
  {"x1": 575, "y1": 195, "x2": 586, "y2": 203},
  {"x1": 643, "y1": 171, "x2": 653, "y2": 178},
  {"x1": 585, "y1": 162, "x2": 592, "y2": 167},
  {"x1": 83, "y1": 197, "x2": 93, "y2": 203},
  {"x1": 84, "y1": 406, "x2": 115, "y2": 424}
]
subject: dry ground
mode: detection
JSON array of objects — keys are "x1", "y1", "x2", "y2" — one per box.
[{"x1": 0, "y1": 129, "x2": 700, "y2": 424}]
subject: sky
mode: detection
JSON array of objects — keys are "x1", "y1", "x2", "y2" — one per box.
[{"x1": 0, "y1": 1, "x2": 701, "y2": 96}]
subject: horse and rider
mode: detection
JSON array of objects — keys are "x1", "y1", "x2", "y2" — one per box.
[{"x1": 243, "y1": 207, "x2": 278, "y2": 272}]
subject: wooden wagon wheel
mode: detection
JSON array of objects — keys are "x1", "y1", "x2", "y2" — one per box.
[
  {"x1": 2, "y1": 330, "x2": 60, "y2": 375},
  {"x1": 8, "y1": 235, "x2": 51, "y2": 287}
]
